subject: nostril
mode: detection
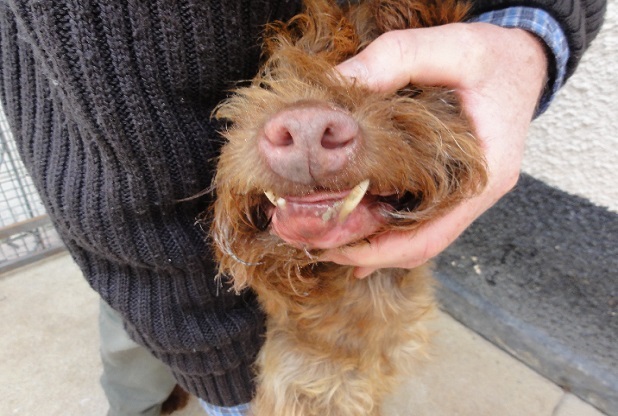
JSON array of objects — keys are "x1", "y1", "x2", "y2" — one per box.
[
  {"x1": 264, "y1": 124, "x2": 295, "y2": 147},
  {"x1": 279, "y1": 130, "x2": 294, "y2": 147},
  {"x1": 321, "y1": 126, "x2": 354, "y2": 150}
]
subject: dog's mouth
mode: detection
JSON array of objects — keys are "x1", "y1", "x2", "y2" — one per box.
[{"x1": 261, "y1": 180, "x2": 421, "y2": 249}]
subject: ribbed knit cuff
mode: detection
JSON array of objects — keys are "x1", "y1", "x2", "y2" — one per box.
[
  {"x1": 122, "y1": 296, "x2": 264, "y2": 408},
  {"x1": 173, "y1": 359, "x2": 257, "y2": 407}
]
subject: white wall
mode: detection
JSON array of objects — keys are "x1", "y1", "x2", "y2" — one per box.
[{"x1": 523, "y1": 0, "x2": 618, "y2": 212}]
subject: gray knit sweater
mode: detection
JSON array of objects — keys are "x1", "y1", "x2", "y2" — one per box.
[{"x1": 0, "y1": 0, "x2": 606, "y2": 407}]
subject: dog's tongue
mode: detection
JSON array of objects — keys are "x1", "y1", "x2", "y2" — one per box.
[{"x1": 270, "y1": 194, "x2": 383, "y2": 249}]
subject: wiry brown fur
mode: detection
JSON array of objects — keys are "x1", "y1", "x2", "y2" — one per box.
[{"x1": 209, "y1": 1, "x2": 486, "y2": 415}]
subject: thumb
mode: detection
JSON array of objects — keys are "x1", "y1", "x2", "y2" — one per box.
[{"x1": 335, "y1": 24, "x2": 480, "y2": 93}]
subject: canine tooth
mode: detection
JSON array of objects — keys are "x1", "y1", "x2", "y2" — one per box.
[
  {"x1": 265, "y1": 190, "x2": 287, "y2": 208},
  {"x1": 339, "y1": 179, "x2": 370, "y2": 222},
  {"x1": 264, "y1": 190, "x2": 277, "y2": 206}
]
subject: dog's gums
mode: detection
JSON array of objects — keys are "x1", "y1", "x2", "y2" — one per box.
[
  {"x1": 265, "y1": 179, "x2": 370, "y2": 222},
  {"x1": 263, "y1": 180, "x2": 375, "y2": 248}
]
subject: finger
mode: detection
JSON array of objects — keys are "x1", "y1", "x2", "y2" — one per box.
[
  {"x1": 320, "y1": 229, "x2": 430, "y2": 269},
  {"x1": 335, "y1": 24, "x2": 484, "y2": 93},
  {"x1": 354, "y1": 267, "x2": 377, "y2": 279},
  {"x1": 322, "y1": 194, "x2": 487, "y2": 269}
]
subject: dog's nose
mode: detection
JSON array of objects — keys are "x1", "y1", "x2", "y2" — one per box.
[{"x1": 259, "y1": 103, "x2": 360, "y2": 184}]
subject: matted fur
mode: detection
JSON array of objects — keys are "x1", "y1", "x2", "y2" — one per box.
[{"x1": 209, "y1": 0, "x2": 486, "y2": 415}]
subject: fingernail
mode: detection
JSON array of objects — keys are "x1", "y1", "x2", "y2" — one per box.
[{"x1": 336, "y1": 58, "x2": 369, "y2": 81}]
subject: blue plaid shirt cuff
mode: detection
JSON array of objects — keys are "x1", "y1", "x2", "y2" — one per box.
[
  {"x1": 470, "y1": 7, "x2": 570, "y2": 115},
  {"x1": 199, "y1": 399, "x2": 250, "y2": 416}
]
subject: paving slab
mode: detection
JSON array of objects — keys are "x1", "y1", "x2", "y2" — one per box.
[
  {"x1": 0, "y1": 253, "x2": 105, "y2": 415},
  {"x1": 384, "y1": 311, "x2": 565, "y2": 416},
  {"x1": 555, "y1": 394, "x2": 607, "y2": 416}
]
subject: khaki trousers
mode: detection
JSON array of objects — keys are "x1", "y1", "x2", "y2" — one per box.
[{"x1": 99, "y1": 300, "x2": 177, "y2": 416}]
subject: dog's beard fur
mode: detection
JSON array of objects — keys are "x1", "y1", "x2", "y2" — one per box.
[{"x1": 208, "y1": 0, "x2": 487, "y2": 414}]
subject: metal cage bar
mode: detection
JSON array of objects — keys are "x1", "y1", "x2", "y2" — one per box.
[{"x1": 0, "y1": 103, "x2": 65, "y2": 274}]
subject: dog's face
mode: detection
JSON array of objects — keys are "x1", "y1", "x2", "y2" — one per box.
[{"x1": 210, "y1": 0, "x2": 486, "y2": 291}]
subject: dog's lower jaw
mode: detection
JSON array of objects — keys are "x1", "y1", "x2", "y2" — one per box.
[{"x1": 250, "y1": 266, "x2": 435, "y2": 416}]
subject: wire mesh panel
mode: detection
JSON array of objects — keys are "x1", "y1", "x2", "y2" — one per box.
[{"x1": 0, "y1": 103, "x2": 65, "y2": 273}]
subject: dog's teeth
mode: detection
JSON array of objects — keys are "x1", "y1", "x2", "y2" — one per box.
[
  {"x1": 265, "y1": 190, "x2": 286, "y2": 208},
  {"x1": 264, "y1": 190, "x2": 277, "y2": 206},
  {"x1": 339, "y1": 179, "x2": 370, "y2": 222}
]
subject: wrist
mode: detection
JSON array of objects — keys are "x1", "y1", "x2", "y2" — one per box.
[
  {"x1": 462, "y1": 23, "x2": 547, "y2": 120},
  {"x1": 469, "y1": 7, "x2": 570, "y2": 115}
]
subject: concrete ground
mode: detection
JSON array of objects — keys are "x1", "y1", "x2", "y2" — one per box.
[{"x1": 0, "y1": 253, "x2": 608, "y2": 416}]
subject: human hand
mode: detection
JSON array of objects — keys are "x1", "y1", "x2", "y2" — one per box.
[{"x1": 321, "y1": 23, "x2": 548, "y2": 278}]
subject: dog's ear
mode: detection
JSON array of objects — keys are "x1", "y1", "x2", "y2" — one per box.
[{"x1": 368, "y1": 0, "x2": 470, "y2": 32}]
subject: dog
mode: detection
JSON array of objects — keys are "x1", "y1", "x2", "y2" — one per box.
[{"x1": 210, "y1": 0, "x2": 487, "y2": 414}]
